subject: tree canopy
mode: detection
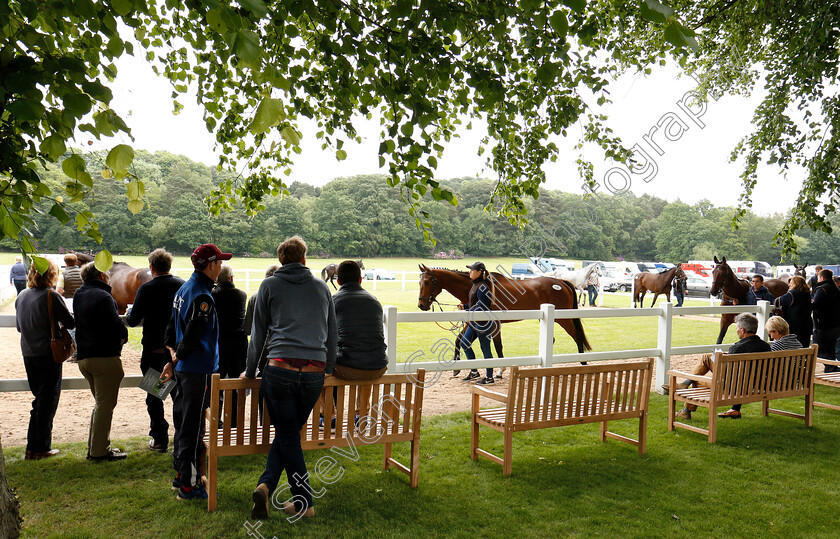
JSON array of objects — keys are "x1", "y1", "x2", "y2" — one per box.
[{"x1": 1, "y1": 0, "x2": 836, "y2": 264}]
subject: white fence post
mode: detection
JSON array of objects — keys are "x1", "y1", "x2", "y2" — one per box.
[
  {"x1": 656, "y1": 301, "x2": 673, "y2": 393},
  {"x1": 539, "y1": 303, "x2": 555, "y2": 367},
  {"x1": 384, "y1": 305, "x2": 398, "y2": 374},
  {"x1": 756, "y1": 300, "x2": 770, "y2": 340}
]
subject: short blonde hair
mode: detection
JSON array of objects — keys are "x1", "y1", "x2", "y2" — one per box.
[
  {"x1": 27, "y1": 259, "x2": 59, "y2": 289},
  {"x1": 277, "y1": 236, "x2": 307, "y2": 265},
  {"x1": 765, "y1": 316, "x2": 790, "y2": 336}
]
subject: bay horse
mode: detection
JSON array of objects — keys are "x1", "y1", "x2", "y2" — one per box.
[
  {"x1": 710, "y1": 256, "x2": 789, "y2": 344},
  {"x1": 321, "y1": 259, "x2": 364, "y2": 289},
  {"x1": 633, "y1": 265, "x2": 687, "y2": 307},
  {"x1": 417, "y1": 265, "x2": 592, "y2": 370},
  {"x1": 547, "y1": 262, "x2": 602, "y2": 303},
  {"x1": 70, "y1": 251, "x2": 151, "y2": 314},
  {"x1": 778, "y1": 263, "x2": 808, "y2": 284}
]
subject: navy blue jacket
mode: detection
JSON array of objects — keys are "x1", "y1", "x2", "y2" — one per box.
[
  {"x1": 165, "y1": 271, "x2": 219, "y2": 374},
  {"x1": 745, "y1": 285, "x2": 773, "y2": 305},
  {"x1": 334, "y1": 282, "x2": 387, "y2": 370},
  {"x1": 127, "y1": 274, "x2": 184, "y2": 350},
  {"x1": 73, "y1": 279, "x2": 127, "y2": 360}
]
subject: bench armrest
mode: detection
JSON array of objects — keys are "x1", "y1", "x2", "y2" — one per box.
[
  {"x1": 817, "y1": 358, "x2": 840, "y2": 366},
  {"x1": 471, "y1": 385, "x2": 508, "y2": 403},
  {"x1": 666, "y1": 370, "x2": 712, "y2": 385}
]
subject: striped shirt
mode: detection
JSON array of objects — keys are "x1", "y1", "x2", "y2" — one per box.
[{"x1": 770, "y1": 334, "x2": 803, "y2": 351}]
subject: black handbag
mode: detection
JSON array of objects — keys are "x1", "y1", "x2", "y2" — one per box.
[{"x1": 48, "y1": 291, "x2": 76, "y2": 364}]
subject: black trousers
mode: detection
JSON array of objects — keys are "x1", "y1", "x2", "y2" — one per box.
[
  {"x1": 815, "y1": 326, "x2": 840, "y2": 373},
  {"x1": 23, "y1": 355, "x2": 62, "y2": 453},
  {"x1": 172, "y1": 372, "x2": 210, "y2": 488},
  {"x1": 140, "y1": 349, "x2": 171, "y2": 445},
  {"x1": 217, "y1": 335, "x2": 246, "y2": 427}
]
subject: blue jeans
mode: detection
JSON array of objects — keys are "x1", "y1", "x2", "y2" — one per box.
[
  {"x1": 587, "y1": 284, "x2": 598, "y2": 306},
  {"x1": 675, "y1": 291, "x2": 685, "y2": 307},
  {"x1": 258, "y1": 366, "x2": 324, "y2": 510},
  {"x1": 460, "y1": 325, "x2": 493, "y2": 378}
]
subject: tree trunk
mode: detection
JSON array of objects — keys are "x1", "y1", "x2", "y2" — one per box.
[{"x1": 0, "y1": 434, "x2": 22, "y2": 538}]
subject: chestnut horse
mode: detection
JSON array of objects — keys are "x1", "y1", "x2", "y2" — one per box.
[
  {"x1": 70, "y1": 252, "x2": 152, "y2": 314},
  {"x1": 417, "y1": 265, "x2": 592, "y2": 368},
  {"x1": 633, "y1": 265, "x2": 687, "y2": 308},
  {"x1": 710, "y1": 256, "x2": 789, "y2": 344},
  {"x1": 321, "y1": 259, "x2": 364, "y2": 289}
]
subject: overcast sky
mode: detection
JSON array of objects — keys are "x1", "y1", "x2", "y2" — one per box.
[{"x1": 104, "y1": 54, "x2": 801, "y2": 217}]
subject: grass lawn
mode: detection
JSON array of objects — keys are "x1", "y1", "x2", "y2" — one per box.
[{"x1": 7, "y1": 389, "x2": 840, "y2": 537}]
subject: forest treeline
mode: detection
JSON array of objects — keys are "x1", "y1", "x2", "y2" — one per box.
[{"x1": 18, "y1": 150, "x2": 840, "y2": 264}]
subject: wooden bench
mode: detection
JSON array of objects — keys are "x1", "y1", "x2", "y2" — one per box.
[
  {"x1": 204, "y1": 370, "x2": 425, "y2": 511},
  {"x1": 667, "y1": 345, "x2": 817, "y2": 443},
  {"x1": 470, "y1": 359, "x2": 653, "y2": 475},
  {"x1": 814, "y1": 358, "x2": 840, "y2": 411}
]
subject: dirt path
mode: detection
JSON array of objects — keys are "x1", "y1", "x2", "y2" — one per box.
[{"x1": 0, "y1": 301, "x2": 705, "y2": 448}]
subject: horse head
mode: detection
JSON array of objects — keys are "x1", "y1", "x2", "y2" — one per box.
[
  {"x1": 794, "y1": 263, "x2": 807, "y2": 277},
  {"x1": 417, "y1": 264, "x2": 441, "y2": 311},
  {"x1": 357, "y1": 259, "x2": 365, "y2": 270},
  {"x1": 674, "y1": 265, "x2": 687, "y2": 281},
  {"x1": 710, "y1": 257, "x2": 731, "y2": 296}
]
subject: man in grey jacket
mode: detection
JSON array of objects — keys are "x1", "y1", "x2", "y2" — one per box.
[{"x1": 244, "y1": 236, "x2": 336, "y2": 521}]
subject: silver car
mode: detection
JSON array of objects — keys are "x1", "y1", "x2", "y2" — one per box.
[{"x1": 685, "y1": 276, "x2": 712, "y2": 297}]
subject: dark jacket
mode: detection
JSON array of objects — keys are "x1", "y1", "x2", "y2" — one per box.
[
  {"x1": 461, "y1": 276, "x2": 497, "y2": 335},
  {"x1": 245, "y1": 263, "x2": 337, "y2": 378},
  {"x1": 334, "y1": 282, "x2": 387, "y2": 370},
  {"x1": 811, "y1": 279, "x2": 840, "y2": 329},
  {"x1": 165, "y1": 271, "x2": 219, "y2": 375},
  {"x1": 126, "y1": 274, "x2": 185, "y2": 350},
  {"x1": 728, "y1": 334, "x2": 771, "y2": 355},
  {"x1": 745, "y1": 285, "x2": 773, "y2": 305},
  {"x1": 776, "y1": 289, "x2": 813, "y2": 343},
  {"x1": 9, "y1": 262, "x2": 26, "y2": 283},
  {"x1": 73, "y1": 279, "x2": 128, "y2": 360},
  {"x1": 16, "y1": 287, "x2": 75, "y2": 357},
  {"x1": 212, "y1": 280, "x2": 248, "y2": 371}
]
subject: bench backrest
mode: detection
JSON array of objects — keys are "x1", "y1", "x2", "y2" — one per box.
[
  {"x1": 712, "y1": 345, "x2": 817, "y2": 405},
  {"x1": 208, "y1": 370, "x2": 425, "y2": 455},
  {"x1": 506, "y1": 359, "x2": 653, "y2": 427}
]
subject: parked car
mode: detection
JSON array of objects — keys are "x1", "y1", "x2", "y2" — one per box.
[
  {"x1": 685, "y1": 276, "x2": 712, "y2": 297},
  {"x1": 601, "y1": 270, "x2": 634, "y2": 292},
  {"x1": 364, "y1": 268, "x2": 396, "y2": 280},
  {"x1": 511, "y1": 263, "x2": 542, "y2": 280}
]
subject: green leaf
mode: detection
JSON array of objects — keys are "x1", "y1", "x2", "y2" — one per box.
[
  {"x1": 562, "y1": 0, "x2": 586, "y2": 13},
  {"x1": 336, "y1": 149, "x2": 347, "y2": 161},
  {"x1": 233, "y1": 30, "x2": 261, "y2": 67},
  {"x1": 3, "y1": 216, "x2": 20, "y2": 237},
  {"x1": 106, "y1": 144, "x2": 135, "y2": 172},
  {"x1": 94, "y1": 250, "x2": 114, "y2": 272},
  {"x1": 249, "y1": 98, "x2": 286, "y2": 135},
  {"x1": 206, "y1": 8, "x2": 227, "y2": 33},
  {"x1": 61, "y1": 155, "x2": 87, "y2": 179},
  {"x1": 126, "y1": 181, "x2": 141, "y2": 200},
  {"x1": 549, "y1": 11, "x2": 568, "y2": 38},
  {"x1": 112, "y1": 0, "x2": 132, "y2": 16},
  {"x1": 640, "y1": 0, "x2": 674, "y2": 24},
  {"x1": 77, "y1": 171, "x2": 94, "y2": 188},
  {"x1": 127, "y1": 199, "x2": 144, "y2": 214},
  {"x1": 664, "y1": 22, "x2": 699, "y2": 51},
  {"x1": 41, "y1": 136, "x2": 67, "y2": 161},
  {"x1": 280, "y1": 126, "x2": 301, "y2": 146},
  {"x1": 239, "y1": 0, "x2": 268, "y2": 17},
  {"x1": 48, "y1": 203, "x2": 71, "y2": 224},
  {"x1": 32, "y1": 256, "x2": 49, "y2": 274}
]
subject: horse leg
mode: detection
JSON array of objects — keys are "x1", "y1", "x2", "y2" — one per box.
[
  {"x1": 492, "y1": 330, "x2": 505, "y2": 378},
  {"x1": 639, "y1": 289, "x2": 646, "y2": 309},
  {"x1": 555, "y1": 319, "x2": 591, "y2": 363},
  {"x1": 329, "y1": 275, "x2": 337, "y2": 290},
  {"x1": 650, "y1": 293, "x2": 659, "y2": 308},
  {"x1": 717, "y1": 313, "x2": 735, "y2": 344}
]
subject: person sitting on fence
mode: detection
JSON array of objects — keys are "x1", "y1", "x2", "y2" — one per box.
[
  {"x1": 125, "y1": 248, "x2": 184, "y2": 453},
  {"x1": 671, "y1": 313, "x2": 771, "y2": 420},
  {"x1": 745, "y1": 274, "x2": 773, "y2": 305},
  {"x1": 318, "y1": 260, "x2": 387, "y2": 426},
  {"x1": 212, "y1": 263, "x2": 247, "y2": 427},
  {"x1": 74, "y1": 262, "x2": 129, "y2": 461},
  {"x1": 163, "y1": 243, "x2": 231, "y2": 500},
  {"x1": 16, "y1": 259, "x2": 74, "y2": 460},
  {"x1": 244, "y1": 236, "x2": 336, "y2": 520},
  {"x1": 458, "y1": 261, "x2": 497, "y2": 385}
]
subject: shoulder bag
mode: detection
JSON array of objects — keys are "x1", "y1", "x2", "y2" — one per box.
[{"x1": 48, "y1": 291, "x2": 76, "y2": 364}]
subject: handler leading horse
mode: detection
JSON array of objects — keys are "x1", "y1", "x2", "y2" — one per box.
[
  {"x1": 547, "y1": 262, "x2": 602, "y2": 304},
  {"x1": 710, "y1": 256, "x2": 788, "y2": 344},
  {"x1": 418, "y1": 265, "x2": 592, "y2": 369},
  {"x1": 633, "y1": 265, "x2": 686, "y2": 308}
]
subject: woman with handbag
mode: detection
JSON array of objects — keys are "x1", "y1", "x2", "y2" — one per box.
[
  {"x1": 775, "y1": 275, "x2": 813, "y2": 347},
  {"x1": 15, "y1": 259, "x2": 75, "y2": 460}
]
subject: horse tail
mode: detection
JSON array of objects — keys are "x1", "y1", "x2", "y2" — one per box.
[
  {"x1": 569, "y1": 283, "x2": 592, "y2": 352},
  {"x1": 320, "y1": 268, "x2": 327, "y2": 280}
]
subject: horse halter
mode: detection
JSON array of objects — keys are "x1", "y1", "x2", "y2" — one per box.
[{"x1": 418, "y1": 271, "x2": 441, "y2": 307}]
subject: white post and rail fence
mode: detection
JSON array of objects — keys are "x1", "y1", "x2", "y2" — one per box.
[{"x1": 0, "y1": 301, "x2": 771, "y2": 395}]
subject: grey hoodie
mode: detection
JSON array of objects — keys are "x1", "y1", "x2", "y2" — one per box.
[{"x1": 245, "y1": 263, "x2": 337, "y2": 377}]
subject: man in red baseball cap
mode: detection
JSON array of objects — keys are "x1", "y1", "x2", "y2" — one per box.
[{"x1": 162, "y1": 243, "x2": 232, "y2": 501}]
